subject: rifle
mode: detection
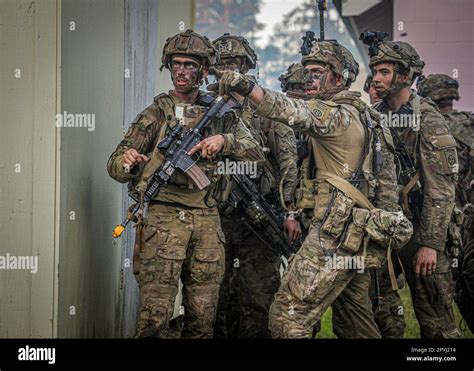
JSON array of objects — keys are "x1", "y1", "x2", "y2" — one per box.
[
  {"x1": 113, "y1": 95, "x2": 234, "y2": 238},
  {"x1": 228, "y1": 173, "x2": 300, "y2": 258}
]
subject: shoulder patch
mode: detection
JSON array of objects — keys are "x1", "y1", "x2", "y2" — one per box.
[{"x1": 307, "y1": 99, "x2": 338, "y2": 122}]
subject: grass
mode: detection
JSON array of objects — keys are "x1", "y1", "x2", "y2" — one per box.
[{"x1": 316, "y1": 286, "x2": 473, "y2": 339}]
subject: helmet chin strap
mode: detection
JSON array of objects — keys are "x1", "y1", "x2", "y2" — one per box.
[{"x1": 382, "y1": 64, "x2": 412, "y2": 99}]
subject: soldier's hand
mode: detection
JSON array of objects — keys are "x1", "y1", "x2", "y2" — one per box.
[
  {"x1": 188, "y1": 135, "x2": 225, "y2": 159},
  {"x1": 284, "y1": 218, "x2": 302, "y2": 241},
  {"x1": 208, "y1": 67, "x2": 255, "y2": 97},
  {"x1": 122, "y1": 149, "x2": 149, "y2": 169},
  {"x1": 415, "y1": 246, "x2": 437, "y2": 277}
]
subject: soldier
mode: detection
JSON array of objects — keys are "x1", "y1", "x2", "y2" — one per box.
[
  {"x1": 279, "y1": 62, "x2": 307, "y2": 99},
  {"x1": 364, "y1": 74, "x2": 381, "y2": 104},
  {"x1": 417, "y1": 74, "x2": 473, "y2": 224},
  {"x1": 370, "y1": 41, "x2": 461, "y2": 338},
  {"x1": 280, "y1": 62, "x2": 323, "y2": 338},
  {"x1": 418, "y1": 74, "x2": 474, "y2": 332},
  {"x1": 362, "y1": 74, "x2": 407, "y2": 339},
  {"x1": 212, "y1": 34, "x2": 300, "y2": 339},
  {"x1": 210, "y1": 39, "x2": 413, "y2": 338},
  {"x1": 107, "y1": 30, "x2": 264, "y2": 338}
]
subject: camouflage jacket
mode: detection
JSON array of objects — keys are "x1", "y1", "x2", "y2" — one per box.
[
  {"x1": 375, "y1": 94, "x2": 458, "y2": 251},
  {"x1": 442, "y1": 109, "x2": 473, "y2": 206},
  {"x1": 107, "y1": 90, "x2": 264, "y2": 208},
  {"x1": 252, "y1": 88, "x2": 407, "y2": 266}
]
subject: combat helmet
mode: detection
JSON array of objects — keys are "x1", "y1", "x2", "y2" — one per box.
[
  {"x1": 369, "y1": 41, "x2": 425, "y2": 87},
  {"x1": 417, "y1": 74, "x2": 460, "y2": 102},
  {"x1": 279, "y1": 63, "x2": 305, "y2": 92},
  {"x1": 212, "y1": 33, "x2": 257, "y2": 70},
  {"x1": 301, "y1": 40, "x2": 359, "y2": 86},
  {"x1": 161, "y1": 29, "x2": 218, "y2": 70}
]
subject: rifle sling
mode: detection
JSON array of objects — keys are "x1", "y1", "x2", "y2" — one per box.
[
  {"x1": 401, "y1": 169, "x2": 421, "y2": 215},
  {"x1": 315, "y1": 169, "x2": 375, "y2": 211}
]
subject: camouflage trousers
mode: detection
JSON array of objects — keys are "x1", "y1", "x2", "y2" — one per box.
[
  {"x1": 269, "y1": 222, "x2": 381, "y2": 338},
  {"x1": 372, "y1": 288, "x2": 406, "y2": 338},
  {"x1": 332, "y1": 266, "x2": 406, "y2": 338},
  {"x1": 371, "y1": 267, "x2": 406, "y2": 339},
  {"x1": 214, "y1": 211, "x2": 281, "y2": 338},
  {"x1": 135, "y1": 203, "x2": 225, "y2": 338},
  {"x1": 397, "y1": 239, "x2": 461, "y2": 338}
]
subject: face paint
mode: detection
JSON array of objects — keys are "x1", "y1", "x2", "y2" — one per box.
[
  {"x1": 171, "y1": 56, "x2": 203, "y2": 92},
  {"x1": 303, "y1": 67, "x2": 325, "y2": 95},
  {"x1": 215, "y1": 57, "x2": 244, "y2": 73}
]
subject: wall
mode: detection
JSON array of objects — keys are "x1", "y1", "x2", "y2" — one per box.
[
  {"x1": 0, "y1": 0, "x2": 59, "y2": 338},
  {"x1": 0, "y1": 0, "x2": 195, "y2": 339},
  {"x1": 394, "y1": 0, "x2": 474, "y2": 111},
  {"x1": 58, "y1": 0, "x2": 124, "y2": 338},
  {"x1": 121, "y1": 0, "x2": 159, "y2": 339}
]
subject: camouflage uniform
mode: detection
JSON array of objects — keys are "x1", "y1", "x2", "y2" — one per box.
[
  {"x1": 418, "y1": 74, "x2": 473, "y2": 210},
  {"x1": 418, "y1": 73, "x2": 474, "y2": 332},
  {"x1": 362, "y1": 73, "x2": 407, "y2": 339},
  {"x1": 371, "y1": 43, "x2": 461, "y2": 338},
  {"x1": 368, "y1": 262, "x2": 406, "y2": 338},
  {"x1": 107, "y1": 30, "x2": 264, "y2": 338},
  {"x1": 214, "y1": 41, "x2": 413, "y2": 338},
  {"x1": 212, "y1": 34, "x2": 299, "y2": 338}
]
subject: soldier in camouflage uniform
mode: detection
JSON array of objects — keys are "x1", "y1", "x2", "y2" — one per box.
[
  {"x1": 279, "y1": 62, "x2": 307, "y2": 99},
  {"x1": 418, "y1": 74, "x2": 474, "y2": 332},
  {"x1": 362, "y1": 74, "x2": 407, "y2": 338},
  {"x1": 107, "y1": 30, "x2": 264, "y2": 338},
  {"x1": 211, "y1": 40, "x2": 413, "y2": 338},
  {"x1": 370, "y1": 42, "x2": 461, "y2": 338},
  {"x1": 212, "y1": 34, "x2": 300, "y2": 339},
  {"x1": 279, "y1": 63, "x2": 312, "y2": 231}
]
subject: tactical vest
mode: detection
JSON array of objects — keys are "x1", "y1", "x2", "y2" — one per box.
[
  {"x1": 136, "y1": 92, "x2": 233, "y2": 208},
  {"x1": 295, "y1": 91, "x2": 392, "y2": 215}
]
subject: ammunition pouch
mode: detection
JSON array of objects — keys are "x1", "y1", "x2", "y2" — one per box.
[
  {"x1": 340, "y1": 208, "x2": 371, "y2": 254},
  {"x1": 320, "y1": 191, "x2": 356, "y2": 240},
  {"x1": 295, "y1": 179, "x2": 317, "y2": 210}
]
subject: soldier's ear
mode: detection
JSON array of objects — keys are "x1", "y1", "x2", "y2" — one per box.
[{"x1": 334, "y1": 74, "x2": 344, "y2": 87}]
